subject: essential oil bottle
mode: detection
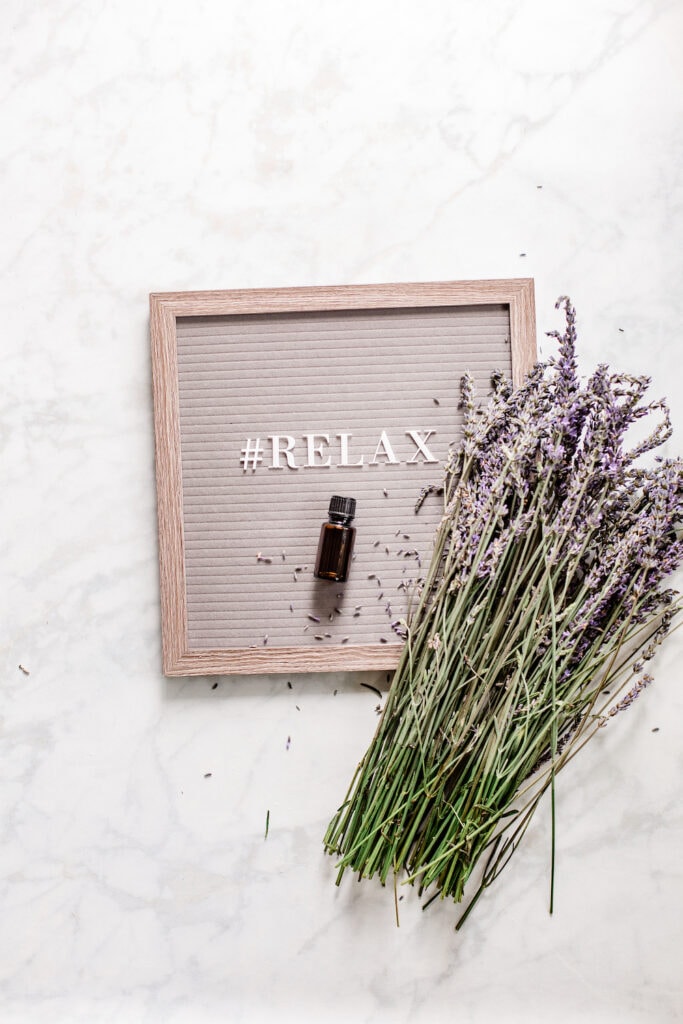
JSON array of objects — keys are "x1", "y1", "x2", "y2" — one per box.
[{"x1": 314, "y1": 496, "x2": 357, "y2": 582}]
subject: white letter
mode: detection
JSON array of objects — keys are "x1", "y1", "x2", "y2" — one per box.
[
  {"x1": 304, "y1": 433, "x2": 331, "y2": 467},
  {"x1": 370, "y1": 431, "x2": 399, "y2": 465},
  {"x1": 337, "y1": 432, "x2": 364, "y2": 467},
  {"x1": 406, "y1": 429, "x2": 438, "y2": 464},
  {"x1": 269, "y1": 435, "x2": 298, "y2": 469}
]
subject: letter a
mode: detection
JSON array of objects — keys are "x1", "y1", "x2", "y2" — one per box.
[{"x1": 370, "y1": 431, "x2": 399, "y2": 464}]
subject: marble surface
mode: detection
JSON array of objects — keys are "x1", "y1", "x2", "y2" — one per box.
[{"x1": 2, "y1": 1, "x2": 682, "y2": 1021}]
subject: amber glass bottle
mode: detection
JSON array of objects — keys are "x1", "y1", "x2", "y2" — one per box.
[{"x1": 314, "y1": 496, "x2": 357, "y2": 582}]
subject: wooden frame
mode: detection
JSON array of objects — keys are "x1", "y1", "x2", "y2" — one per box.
[{"x1": 150, "y1": 279, "x2": 536, "y2": 676}]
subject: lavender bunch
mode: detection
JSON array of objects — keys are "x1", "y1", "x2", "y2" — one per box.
[{"x1": 324, "y1": 298, "x2": 683, "y2": 927}]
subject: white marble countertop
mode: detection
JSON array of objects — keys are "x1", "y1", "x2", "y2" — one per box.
[{"x1": 2, "y1": 1, "x2": 682, "y2": 1021}]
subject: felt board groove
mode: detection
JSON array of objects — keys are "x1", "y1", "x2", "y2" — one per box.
[{"x1": 177, "y1": 307, "x2": 506, "y2": 650}]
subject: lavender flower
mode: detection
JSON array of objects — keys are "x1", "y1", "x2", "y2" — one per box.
[{"x1": 325, "y1": 299, "x2": 683, "y2": 929}]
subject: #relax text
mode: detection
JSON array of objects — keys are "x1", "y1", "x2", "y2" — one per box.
[{"x1": 239, "y1": 431, "x2": 439, "y2": 471}]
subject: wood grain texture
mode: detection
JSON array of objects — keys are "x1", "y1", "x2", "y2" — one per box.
[
  {"x1": 151, "y1": 278, "x2": 537, "y2": 322},
  {"x1": 150, "y1": 295, "x2": 188, "y2": 675},
  {"x1": 150, "y1": 280, "x2": 537, "y2": 676},
  {"x1": 508, "y1": 278, "x2": 537, "y2": 388},
  {"x1": 168, "y1": 645, "x2": 401, "y2": 677}
]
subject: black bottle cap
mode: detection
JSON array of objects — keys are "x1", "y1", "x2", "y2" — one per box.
[{"x1": 329, "y1": 495, "x2": 356, "y2": 521}]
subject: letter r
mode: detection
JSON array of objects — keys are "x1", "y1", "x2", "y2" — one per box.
[{"x1": 269, "y1": 435, "x2": 298, "y2": 469}]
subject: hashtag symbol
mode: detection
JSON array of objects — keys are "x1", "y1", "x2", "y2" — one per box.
[{"x1": 240, "y1": 438, "x2": 264, "y2": 472}]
